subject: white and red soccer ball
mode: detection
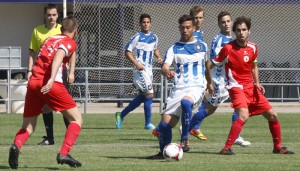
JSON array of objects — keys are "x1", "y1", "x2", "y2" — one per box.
[{"x1": 163, "y1": 143, "x2": 183, "y2": 162}]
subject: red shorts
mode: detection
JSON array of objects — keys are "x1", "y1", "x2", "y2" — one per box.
[
  {"x1": 228, "y1": 86, "x2": 272, "y2": 116},
  {"x1": 24, "y1": 79, "x2": 76, "y2": 117}
]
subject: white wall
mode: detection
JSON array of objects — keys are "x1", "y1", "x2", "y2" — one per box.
[{"x1": 0, "y1": 3, "x2": 73, "y2": 68}]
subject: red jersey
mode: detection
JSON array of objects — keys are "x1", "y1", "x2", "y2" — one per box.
[
  {"x1": 32, "y1": 34, "x2": 77, "y2": 83},
  {"x1": 212, "y1": 40, "x2": 258, "y2": 89}
]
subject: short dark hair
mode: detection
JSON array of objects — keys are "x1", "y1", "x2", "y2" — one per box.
[
  {"x1": 233, "y1": 16, "x2": 251, "y2": 32},
  {"x1": 61, "y1": 15, "x2": 78, "y2": 33},
  {"x1": 218, "y1": 11, "x2": 231, "y2": 23},
  {"x1": 189, "y1": 5, "x2": 205, "y2": 17},
  {"x1": 139, "y1": 13, "x2": 151, "y2": 23},
  {"x1": 178, "y1": 14, "x2": 194, "y2": 25},
  {"x1": 44, "y1": 3, "x2": 58, "y2": 14}
]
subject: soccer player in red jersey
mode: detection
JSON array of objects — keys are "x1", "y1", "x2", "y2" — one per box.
[
  {"x1": 206, "y1": 16, "x2": 294, "y2": 155},
  {"x1": 8, "y1": 15, "x2": 82, "y2": 169}
]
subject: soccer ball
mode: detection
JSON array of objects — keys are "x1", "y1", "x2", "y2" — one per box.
[{"x1": 163, "y1": 143, "x2": 183, "y2": 162}]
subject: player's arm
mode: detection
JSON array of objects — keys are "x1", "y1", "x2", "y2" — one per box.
[
  {"x1": 161, "y1": 63, "x2": 175, "y2": 80},
  {"x1": 67, "y1": 52, "x2": 76, "y2": 84},
  {"x1": 27, "y1": 49, "x2": 36, "y2": 80},
  {"x1": 206, "y1": 60, "x2": 214, "y2": 95},
  {"x1": 124, "y1": 50, "x2": 144, "y2": 70},
  {"x1": 154, "y1": 49, "x2": 163, "y2": 65},
  {"x1": 41, "y1": 49, "x2": 65, "y2": 94},
  {"x1": 252, "y1": 60, "x2": 265, "y2": 94}
]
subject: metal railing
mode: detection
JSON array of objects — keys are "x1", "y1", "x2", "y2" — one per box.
[{"x1": 1, "y1": 67, "x2": 300, "y2": 114}]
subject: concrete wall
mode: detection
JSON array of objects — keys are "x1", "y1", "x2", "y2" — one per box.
[{"x1": 0, "y1": 3, "x2": 73, "y2": 68}]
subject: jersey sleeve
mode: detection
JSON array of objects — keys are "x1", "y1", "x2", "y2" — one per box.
[
  {"x1": 210, "y1": 36, "x2": 222, "y2": 59},
  {"x1": 124, "y1": 34, "x2": 139, "y2": 52},
  {"x1": 58, "y1": 39, "x2": 77, "y2": 57},
  {"x1": 154, "y1": 34, "x2": 158, "y2": 50},
  {"x1": 211, "y1": 45, "x2": 228, "y2": 66},
  {"x1": 163, "y1": 45, "x2": 175, "y2": 66},
  {"x1": 29, "y1": 28, "x2": 39, "y2": 52}
]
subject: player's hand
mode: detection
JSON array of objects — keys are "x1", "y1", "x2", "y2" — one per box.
[
  {"x1": 68, "y1": 73, "x2": 75, "y2": 84},
  {"x1": 166, "y1": 71, "x2": 175, "y2": 80},
  {"x1": 256, "y1": 83, "x2": 265, "y2": 94},
  {"x1": 207, "y1": 83, "x2": 214, "y2": 96},
  {"x1": 27, "y1": 72, "x2": 32, "y2": 80},
  {"x1": 157, "y1": 57, "x2": 163, "y2": 65},
  {"x1": 41, "y1": 78, "x2": 55, "y2": 94},
  {"x1": 136, "y1": 63, "x2": 145, "y2": 71}
]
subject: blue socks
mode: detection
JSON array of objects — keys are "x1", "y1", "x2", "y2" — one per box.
[
  {"x1": 191, "y1": 101, "x2": 206, "y2": 130},
  {"x1": 232, "y1": 111, "x2": 238, "y2": 124},
  {"x1": 181, "y1": 99, "x2": 193, "y2": 140},
  {"x1": 159, "y1": 121, "x2": 172, "y2": 153},
  {"x1": 144, "y1": 97, "x2": 153, "y2": 125},
  {"x1": 121, "y1": 94, "x2": 145, "y2": 119},
  {"x1": 190, "y1": 106, "x2": 209, "y2": 131}
]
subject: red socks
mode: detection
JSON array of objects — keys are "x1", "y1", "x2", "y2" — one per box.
[
  {"x1": 14, "y1": 128, "x2": 29, "y2": 149},
  {"x1": 60, "y1": 123, "x2": 81, "y2": 156},
  {"x1": 269, "y1": 120, "x2": 281, "y2": 149},
  {"x1": 224, "y1": 118, "x2": 245, "y2": 149}
]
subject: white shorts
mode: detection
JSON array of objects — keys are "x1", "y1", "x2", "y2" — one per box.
[
  {"x1": 205, "y1": 75, "x2": 229, "y2": 106},
  {"x1": 133, "y1": 70, "x2": 153, "y2": 94},
  {"x1": 161, "y1": 86, "x2": 206, "y2": 117}
]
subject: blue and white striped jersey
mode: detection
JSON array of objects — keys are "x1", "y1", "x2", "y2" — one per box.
[
  {"x1": 193, "y1": 29, "x2": 204, "y2": 41},
  {"x1": 210, "y1": 33, "x2": 232, "y2": 59},
  {"x1": 164, "y1": 39, "x2": 207, "y2": 88},
  {"x1": 124, "y1": 32, "x2": 158, "y2": 74},
  {"x1": 209, "y1": 33, "x2": 232, "y2": 96}
]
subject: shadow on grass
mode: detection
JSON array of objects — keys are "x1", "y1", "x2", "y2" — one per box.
[
  {"x1": 105, "y1": 156, "x2": 165, "y2": 162},
  {"x1": 0, "y1": 165, "x2": 60, "y2": 170},
  {"x1": 81, "y1": 127, "x2": 115, "y2": 130},
  {"x1": 119, "y1": 138, "x2": 157, "y2": 142},
  {"x1": 188, "y1": 151, "x2": 220, "y2": 155},
  {"x1": 0, "y1": 165, "x2": 10, "y2": 169}
]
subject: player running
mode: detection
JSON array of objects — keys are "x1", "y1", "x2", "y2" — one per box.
[
  {"x1": 115, "y1": 13, "x2": 163, "y2": 130},
  {"x1": 8, "y1": 15, "x2": 82, "y2": 169}
]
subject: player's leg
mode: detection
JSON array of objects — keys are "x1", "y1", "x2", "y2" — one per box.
[
  {"x1": 147, "y1": 114, "x2": 179, "y2": 159},
  {"x1": 232, "y1": 110, "x2": 251, "y2": 147},
  {"x1": 220, "y1": 108, "x2": 248, "y2": 155},
  {"x1": 39, "y1": 105, "x2": 55, "y2": 145},
  {"x1": 116, "y1": 93, "x2": 145, "y2": 129},
  {"x1": 116, "y1": 71, "x2": 147, "y2": 129},
  {"x1": 262, "y1": 109, "x2": 294, "y2": 154},
  {"x1": 144, "y1": 93, "x2": 155, "y2": 130},
  {"x1": 180, "y1": 97, "x2": 194, "y2": 152},
  {"x1": 220, "y1": 88, "x2": 248, "y2": 155},
  {"x1": 57, "y1": 107, "x2": 83, "y2": 167},
  {"x1": 9, "y1": 116, "x2": 38, "y2": 169},
  {"x1": 189, "y1": 101, "x2": 216, "y2": 140}
]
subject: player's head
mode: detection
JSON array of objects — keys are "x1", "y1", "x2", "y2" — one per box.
[
  {"x1": 189, "y1": 5, "x2": 205, "y2": 30},
  {"x1": 218, "y1": 11, "x2": 233, "y2": 36},
  {"x1": 178, "y1": 15, "x2": 195, "y2": 42},
  {"x1": 139, "y1": 13, "x2": 151, "y2": 34},
  {"x1": 61, "y1": 15, "x2": 78, "y2": 39},
  {"x1": 44, "y1": 3, "x2": 59, "y2": 26},
  {"x1": 233, "y1": 16, "x2": 251, "y2": 43}
]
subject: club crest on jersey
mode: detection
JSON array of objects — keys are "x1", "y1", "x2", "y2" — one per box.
[
  {"x1": 244, "y1": 56, "x2": 249, "y2": 62},
  {"x1": 195, "y1": 44, "x2": 201, "y2": 51},
  {"x1": 151, "y1": 35, "x2": 156, "y2": 41}
]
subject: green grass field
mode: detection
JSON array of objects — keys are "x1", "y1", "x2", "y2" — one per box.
[{"x1": 0, "y1": 112, "x2": 299, "y2": 171}]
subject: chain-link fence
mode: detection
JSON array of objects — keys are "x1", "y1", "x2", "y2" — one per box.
[{"x1": 72, "y1": 0, "x2": 300, "y2": 101}]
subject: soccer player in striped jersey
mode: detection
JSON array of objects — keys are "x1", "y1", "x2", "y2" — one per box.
[
  {"x1": 190, "y1": 5, "x2": 205, "y2": 41},
  {"x1": 189, "y1": 11, "x2": 251, "y2": 146},
  {"x1": 147, "y1": 15, "x2": 208, "y2": 159},
  {"x1": 207, "y1": 16, "x2": 294, "y2": 155},
  {"x1": 115, "y1": 13, "x2": 163, "y2": 130}
]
